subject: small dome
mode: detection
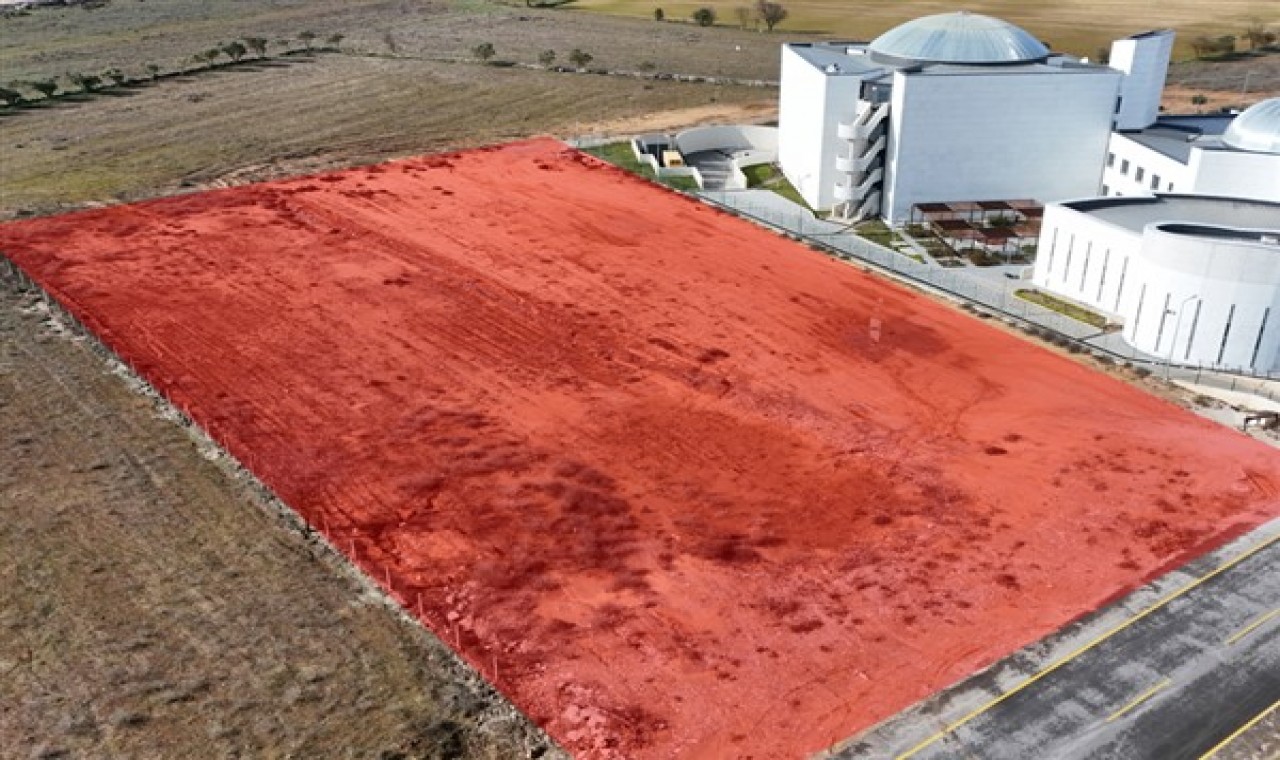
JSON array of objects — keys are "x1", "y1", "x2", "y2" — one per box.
[
  {"x1": 1222, "y1": 98, "x2": 1280, "y2": 154},
  {"x1": 869, "y1": 11, "x2": 1049, "y2": 66}
]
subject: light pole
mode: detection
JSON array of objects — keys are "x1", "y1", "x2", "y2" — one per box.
[{"x1": 1165, "y1": 294, "x2": 1199, "y2": 379}]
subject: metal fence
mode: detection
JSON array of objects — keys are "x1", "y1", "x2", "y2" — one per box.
[{"x1": 698, "y1": 190, "x2": 1280, "y2": 402}]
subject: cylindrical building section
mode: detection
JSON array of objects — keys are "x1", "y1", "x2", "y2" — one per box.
[{"x1": 1123, "y1": 223, "x2": 1280, "y2": 371}]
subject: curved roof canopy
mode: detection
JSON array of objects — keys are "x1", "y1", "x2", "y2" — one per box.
[
  {"x1": 1222, "y1": 98, "x2": 1280, "y2": 155},
  {"x1": 869, "y1": 11, "x2": 1049, "y2": 66}
]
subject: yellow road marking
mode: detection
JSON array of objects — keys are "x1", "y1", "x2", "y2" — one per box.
[
  {"x1": 1106, "y1": 678, "x2": 1171, "y2": 723},
  {"x1": 1225, "y1": 608, "x2": 1279, "y2": 646},
  {"x1": 895, "y1": 532, "x2": 1280, "y2": 760},
  {"x1": 1199, "y1": 698, "x2": 1280, "y2": 759}
]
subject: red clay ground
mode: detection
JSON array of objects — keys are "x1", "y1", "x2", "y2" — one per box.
[{"x1": 2, "y1": 138, "x2": 1277, "y2": 759}]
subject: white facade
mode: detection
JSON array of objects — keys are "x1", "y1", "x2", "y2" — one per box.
[
  {"x1": 1110, "y1": 30, "x2": 1175, "y2": 131},
  {"x1": 883, "y1": 66, "x2": 1119, "y2": 223},
  {"x1": 1103, "y1": 119, "x2": 1280, "y2": 202},
  {"x1": 1033, "y1": 196, "x2": 1280, "y2": 372},
  {"x1": 776, "y1": 13, "x2": 1178, "y2": 224},
  {"x1": 776, "y1": 45, "x2": 868, "y2": 212}
]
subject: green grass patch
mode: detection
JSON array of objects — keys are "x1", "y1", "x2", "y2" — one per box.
[
  {"x1": 854, "y1": 219, "x2": 903, "y2": 247},
  {"x1": 742, "y1": 162, "x2": 809, "y2": 209},
  {"x1": 1015, "y1": 289, "x2": 1108, "y2": 329},
  {"x1": 583, "y1": 141, "x2": 700, "y2": 192},
  {"x1": 583, "y1": 141, "x2": 651, "y2": 175}
]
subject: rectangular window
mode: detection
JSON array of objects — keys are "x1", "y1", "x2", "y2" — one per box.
[
  {"x1": 1046, "y1": 227, "x2": 1058, "y2": 273},
  {"x1": 1097, "y1": 250, "x2": 1110, "y2": 302},
  {"x1": 1167, "y1": 183, "x2": 1174, "y2": 192},
  {"x1": 1121, "y1": 159, "x2": 1130, "y2": 175},
  {"x1": 1185, "y1": 300, "x2": 1202, "y2": 360},
  {"x1": 1107, "y1": 153, "x2": 1115, "y2": 167},
  {"x1": 1151, "y1": 174, "x2": 1161, "y2": 191},
  {"x1": 1101, "y1": 184, "x2": 1110, "y2": 196},
  {"x1": 1135, "y1": 167, "x2": 1145, "y2": 182},
  {"x1": 1251, "y1": 308, "x2": 1271, "y2": 367},
  {"x1": 1080, "y1": 242, "x2": 1092, "y2": 291},
  {"x1": 1217, "y1": 305, "x2": 1236, "y2": 364},
  {"x1": 1061, "y1": 234, "x2": 1075, "y2": 283},
  {"x1": 1132, "y1": 283, "x2": 1148, "y2": 335},
  {"x1": 1114, "y1": 258, "x2": 1129, "y2": 311},
  {"x1": 1154, "y1": 292, "x2": 1171, "y2": 351}
]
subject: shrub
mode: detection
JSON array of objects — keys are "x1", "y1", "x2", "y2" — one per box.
[{"x1": 691, "y1": 7, "x2": 716, "y2": 26}]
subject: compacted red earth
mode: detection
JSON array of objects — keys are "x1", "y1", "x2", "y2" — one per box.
[{"x1": 3, "y1": 138, "x2": 1277, "y2": 759}]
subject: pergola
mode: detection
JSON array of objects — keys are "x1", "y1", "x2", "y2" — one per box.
[{"x1": 908, "y1": 199, "x2": 1044, "y2": 260}]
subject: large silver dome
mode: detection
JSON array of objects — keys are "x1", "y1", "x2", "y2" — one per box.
[
  {"x1": 1222, "y1": 98, "x2": 1280, "y2": 154},
  {"x1": 869, "y1": 11, "x2": 1049, "y2": 66}
]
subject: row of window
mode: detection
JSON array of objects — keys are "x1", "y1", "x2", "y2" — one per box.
[{"x1": 1105, "y1": 152, "x2": 1174, "y2": 193}]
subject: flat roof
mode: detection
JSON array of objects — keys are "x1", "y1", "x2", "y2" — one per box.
[
  {"x1": 1063, "y1": 194, "x2": 1280, "y2": 234},
  {"x1": 1118, "y1": 114, "x2": 1236, "y2": 163}
]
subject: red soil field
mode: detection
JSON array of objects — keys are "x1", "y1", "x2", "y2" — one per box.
[{"x1": 2, "y1": 138, "x2": 1277, "y2": 759}]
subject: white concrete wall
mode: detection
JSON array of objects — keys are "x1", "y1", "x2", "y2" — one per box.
[
  {"x1": 674, "y1": 125, "x2": 778, "y2": 155},
  {"x1": 778, "y1": 47, "x2": 833, "y2": 210},
  {"x1": 777, "y1": 46, "x2": 865, "y2": 211},
  {"x1": 1035, "y1": 202, "x2": 1280, "y2": 371},
  {"x1": 883, "y1": 67, "x2": 1121, "y2": 224},
  {"x1": 1032, "y1": 203, "x2": 1136, "y2": 316},
  {"x1": 1101, "y1": 133, "x2": 1191, "y2": 197},
  {"x1": 1188, "y1": 149, "x2": 1280, "y2": 203},
  {"x1": 1125, "y1": 226, "x2": 1280, "y2": 370},
  {"x1": 1110, "y1": 31, "x2": 1174, "y2": 131}
]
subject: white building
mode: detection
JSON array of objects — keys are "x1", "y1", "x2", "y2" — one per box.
[
  {"x1": 1102, "y1": 98, "x2": 1280, "y2": 202},
  {"x1": 777, "y1": 13, "x2": 1172, "y2": 224},
  {"x1": 1032, "y1": 195, "x2": 1280, "y2": 372}
]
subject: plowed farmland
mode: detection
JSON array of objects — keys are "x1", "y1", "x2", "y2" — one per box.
[{"x1": 2, "y1": 139, "x2": 1277, "y2": 758}]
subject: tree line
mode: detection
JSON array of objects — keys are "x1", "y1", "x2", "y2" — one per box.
[{"x1": 0, "y1": 32, "x2": 345, "y2": 108}]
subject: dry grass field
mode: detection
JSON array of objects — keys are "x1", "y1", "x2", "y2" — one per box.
[
  {"x1": 578, "y1": 0, "x2": 1280, "y2": 59},
  {"x1": 0, "y1": 276, "x2": 564, "y2": 759},
  {"x1": 1, "y1": 0, "x2": 1278, "y2": 757}
]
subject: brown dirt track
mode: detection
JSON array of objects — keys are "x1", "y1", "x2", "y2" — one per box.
[{"x1": 2, "y1": 139, "x2": 1277, "y2": 758}]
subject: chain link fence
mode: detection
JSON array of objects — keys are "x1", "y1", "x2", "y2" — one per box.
[{"x1": 698, "y1": 189, "x2": 1280, "y2": 403}]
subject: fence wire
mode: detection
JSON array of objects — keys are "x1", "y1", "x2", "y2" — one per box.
[{"x1": 698, "y1": 190, "x2": 1280, "y2": 403}]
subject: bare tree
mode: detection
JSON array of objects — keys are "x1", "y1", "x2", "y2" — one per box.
[
  {"x1": 221, "y1": 41, "x2": 247, "y2": 63},
  {"x1": 30, "y1": 79, "x2": 59, "y2": 98},
  {"x1": 755, "y1": 0, "x2": 787, "y2": 32},
  {"x1": 538, "y1": 49, "x2": 556, "y2": 66},
  {"x1": 568, "y1": 48, "x2": 593, "y2": 69},
  {"x1": 733, "y1": 5, "x2": 752, "y2": 29},
  {"x1": 472, "y1": 42, "x2": 496, "y2": 62},
  {"x1": 244, "y1": 37, "x2": 269, "y2": 58}
]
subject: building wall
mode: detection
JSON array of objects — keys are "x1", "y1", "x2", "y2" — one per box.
[
  {"x1": 1101, "y1": 133, "x2": 1190, "y2": 197},
  {"x1": 777, "y1": 48, "x2": 865, "y2": 210},
  {"x1": 1123, "y1": 226, "x2": 1280, "y2": 371},
  {"x1": 1110, "y1": 31, "x2": 1175, "y2": 131},
  {"x1": 1187, "y1": 149, "x2": 1280, "y2": 203},
  {"x1": 1103, "y1": 135, "x2": 1280, "y2": 202},
  {"x1": 778, "y1": 47, "x2": 831, "y2": 209},
  {"x1": 1034, "y1": 202, "x2": 1280, "y2": 372},
  {"x1": 883, "y1": 68, "x2": 1121, "y2": 224},
  {"x1": 1032, "y1": 203, "x2": 1135, "y2": 316}
]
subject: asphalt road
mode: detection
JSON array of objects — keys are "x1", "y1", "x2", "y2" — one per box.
[{"x1": 830, "y1": 527, "x2": 1280, "y2": 760}]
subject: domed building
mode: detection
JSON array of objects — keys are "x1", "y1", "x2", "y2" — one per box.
[
  {"x1": 1102, "y1": 97, "x2": 1280, "y2": 203},
  {"x1": 1034, "y1": 100, "x2": 1280, "y2": 373},
  {"x1": 777, "y1": 13, "x2": 1174, "y2": 222}
]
